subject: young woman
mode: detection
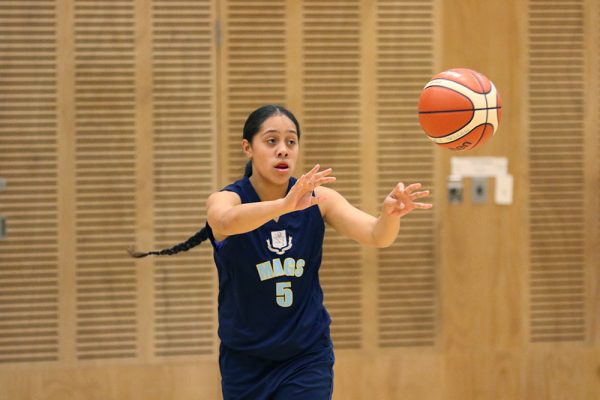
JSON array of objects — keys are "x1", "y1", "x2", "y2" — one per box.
[{"x1": 130, "y1": 104, "x2": 432, "y2": 400}]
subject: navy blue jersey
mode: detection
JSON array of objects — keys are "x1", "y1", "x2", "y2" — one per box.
[{"x1": 207, "y1": 176, "x2": 331, "y2": 361}]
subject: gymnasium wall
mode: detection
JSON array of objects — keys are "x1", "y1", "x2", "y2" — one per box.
[{"x1": 0, "y1": 0, "x2": 598, "y2": 399}]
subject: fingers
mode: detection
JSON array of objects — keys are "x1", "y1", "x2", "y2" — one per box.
[
  {"x1": 301, "y1": 165, "x2": 336, "y2": 189},
  {"x1": 305, "y1": 165, "x2": 334, "y2": 178},
  {"x1": 308, "y1": 176, "x2": 336, "y2": 190},
  {"x1": 312, "y1": 167, "x2": 335, "y2": 185},
  {"x1": 305, "y1": 165, "x2": 334, "y2": 181},
  {"x1": 315, "y1": 167, "x2": 333, "y2": 178},
  {"x1": 393, "y1": 182, "x2": 405, "y2": 194},
  {"x1": 298, "y1": 165, "x2": 320, "y2": 185},
  {"x1": 317, "y1": 176, "x2": 336, "y2": 185},
  {"x1": 404, "y1": 183, "x2": 422, "y2": 192},
  {"x1": 393, "y1": 182, "x2": 421, "y2": 195},
  {"x1": 300, "y1": 165, "x2": 320, "y2": 182},
  {"x1": 392, "y1": 183, "x2": 430, "y2": 200},
  {"x1": 315, "y1": 168, "x2": 335, "y2": 186},
  {"x1": 412, "y1": 202, "x2": 433, "y2": 209},
  {"x1": 388, "y1": 182, "x2": 433, "y2": 214},
  {"x1": 307, "y1": 164, "x2": 320, "y2": 175},
  {"x1": 410, "y1": 190, "x2": 430, "y2": 200},
  {"x1": 304, "y1": 164, "x2": 322, "y2": 178}
]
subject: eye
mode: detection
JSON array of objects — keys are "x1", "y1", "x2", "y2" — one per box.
[
  {"x1": 266, "y1": 138, "x2": 276, "y2": 145},
  {"x1": 287, "y1": 139, "x2": 297, "y2": 145}
]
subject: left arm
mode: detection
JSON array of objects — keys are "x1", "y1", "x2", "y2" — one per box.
[{"x1": 317, "y1": 182, "x2": 432, "y2": 248}]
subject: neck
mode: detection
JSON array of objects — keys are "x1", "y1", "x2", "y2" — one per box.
[{"x1": 249, "y1": 174, "x2": 288, "y2": 201}]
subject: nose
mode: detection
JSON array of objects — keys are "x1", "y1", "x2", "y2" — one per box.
[{"x1": 276, "y1": 143, "x2": 289, "y2": 158}]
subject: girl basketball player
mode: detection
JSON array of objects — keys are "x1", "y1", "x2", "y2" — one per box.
[{"x1": 130, "y1": 105, "x2": 432, "y2": 399}]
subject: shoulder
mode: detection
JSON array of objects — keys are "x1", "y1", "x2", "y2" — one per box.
[
  {"x1": 207, "y1": 177, "x2": 247, "y2": 204},
  {"x1": 207, "y1": 179, "x2": 244, "y2": 209},
  {"x1": 222, "y1": 177, "x2": 247, "y2": 193},
  {"x1": 314, "y1": 185, "x2": 347, "y2": 218},
  {"x1": 207, "y1": 190, "x2": 241, "y2": 207}
]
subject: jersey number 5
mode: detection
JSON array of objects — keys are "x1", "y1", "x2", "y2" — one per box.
[{"x1": 276, "y1": 281, "x2": 293, "y2": 307}]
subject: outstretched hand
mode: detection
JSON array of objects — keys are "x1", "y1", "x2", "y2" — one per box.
[
  {"x1": 382, "y1": 182, "x2": 432, "y2": 218},
  {"x1": 283, "y1": 164, "x2": 336, "y2": 212}
]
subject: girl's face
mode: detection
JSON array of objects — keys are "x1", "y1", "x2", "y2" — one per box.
[{"x1": 242, "y1": 114, "x2": 299, "y2": 185}]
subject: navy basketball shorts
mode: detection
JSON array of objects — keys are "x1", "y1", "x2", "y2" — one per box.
[{"x1": 219, "y1": 336, "x2": 335, "y2": 400}]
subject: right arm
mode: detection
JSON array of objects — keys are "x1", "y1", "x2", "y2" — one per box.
[
  {"x1": 206, "y1": 191, "x2": 287, "y2": 237},
  {"x1": 207, "y1": 165, "x2": 336, "y2": 239}
]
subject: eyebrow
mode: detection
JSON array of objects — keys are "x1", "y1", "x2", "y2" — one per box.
[{"x1": 262, "y1": 129, "x2": 298, "y2": 135}]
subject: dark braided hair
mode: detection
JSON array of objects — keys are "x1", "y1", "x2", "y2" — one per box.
[
  {"x1": 128, "y1": 104, "x2": 301, "y2": 258},
  {"x1": 128, "y1": 227, "x2": 209, "y2": 258}
]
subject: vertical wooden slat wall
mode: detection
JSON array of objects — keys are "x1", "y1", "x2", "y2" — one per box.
[
  {"x1": 375, "y1": 0, "x2": 437, "y2": 348},
  {"x1": 590, "y1": 0, "x2": 600, "y2": 345},
  {"x1": 220, "y1": 0, "x2": 287, "y2": 183},
  {"x1": 73, "y1": 0, "x2": 138, "y2": 361},
  {"x1": 151, "y1": 0, "x2": 217, "y2": 359},
  {"x1": 0, "y1": 0, "x2": 60, "y2": 364},
  {"x1": 302, "y1": 0, "x2": 364, "y2": 350},
  {"x1": 597, "y1": 0, "x2": 600, "y2": 344},
  {"x1": 527, "y1": 0, "x2": 587, "y2": 343}
]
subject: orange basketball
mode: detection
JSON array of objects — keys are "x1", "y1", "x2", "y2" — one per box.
[{"x1": 418, "y1": 68, "x2": 502, "y2": 151}]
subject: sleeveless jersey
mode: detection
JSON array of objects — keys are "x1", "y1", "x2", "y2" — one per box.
[{"x1": 207, "y1": 176, "x2": 331, "y2": 361}]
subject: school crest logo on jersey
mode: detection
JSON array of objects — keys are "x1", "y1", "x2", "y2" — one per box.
[{"x1": 267, "y1": 230, "x2": 293, "y2": 255}]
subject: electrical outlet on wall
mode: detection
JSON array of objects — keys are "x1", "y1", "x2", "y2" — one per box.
[
  {"x1": 495, "y1": 174, "x2": 513, "y2": 205},
  {"x1": 448, "y1": 175, "x2": 463, "y2": 204},
  {"x1": 472, "y1": 177, "x2": 487, "y2": 204}
]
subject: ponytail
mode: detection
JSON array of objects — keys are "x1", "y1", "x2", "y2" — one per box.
[{"x1": 128, "y1": 225, "x2": 209, "y2": 258}]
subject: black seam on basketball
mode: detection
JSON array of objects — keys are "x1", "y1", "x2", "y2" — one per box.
[
  {"x1": 427, "y1": 111, "x2": 476, "y2": 139},
  {"x1": 427, "y1": 77, "x2": 490, "y2": 94},
  {"x1": 419, "y1": 106, "x2": 501, "y2": 115},
  {"x1": 419, "y1": 84, "x2": 474, "y2": 111},
  {"x1": 440, "y1": 123, "x2": 489, "y2": 145},
  {"x1": 472, "y1": 124, "x2": 490, "y2": 148},
  {"x1": 469, "y1": 70, "x2": 490, "y2": 132},
  {"x1": 427, "y1": 107, "x2": 476, "y2": 138},
  {"x1": 465, "y1": 72, "x2": 492, "y2": 94}
]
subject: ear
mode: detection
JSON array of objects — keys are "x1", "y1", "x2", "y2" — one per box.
[{"x1": 242, "y1": 139, "x2": 252, "y2": 159}]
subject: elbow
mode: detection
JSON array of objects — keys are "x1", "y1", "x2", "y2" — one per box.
[
  {"x1": 207, "y1": 214, "x2": 234, "y2": 236},
  {"x1": 370, "y1": 233, "x2": 396, "y2": 248},
  {"x1": 374, "y1": 239, "x2": 394, "y2": 248}
]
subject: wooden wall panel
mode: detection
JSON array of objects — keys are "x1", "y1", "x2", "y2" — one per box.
[
  {"x1": 445, "y1": 352, "x2": 523, "y2": 400},
  {"x1": 375, "y1": 0, "x2": 437, "y2": 348},
  {"x1": 0, "y1": 0, "x2": 60, "y2": 364},
  {"x1": 221, "y1": 0, "x2": 287, "y2": 183},
  {"x1": 597, "y1": 0, "x2": 600, "y2": 345},
  {"x1": 73, "y1": 0, "x2": 138, "y2": 361},
  {"x1": 0, "y1": 362, "x2": 220, "y2": 400},
  {"x1": 438, "y1": 0, "x2": 527, "y2": 357},
  {"x1": 302, "y1": 0, "x2": 363, "y2": 350},
  {"x1": 592, "y1": 0, "x2": 600, "y2": 345},
  {"x1": 151, "y1": 0, "x2": 217, "y2": 358},
  {"x1": 525, "y1": 349, "x2": 600, "y2": 400},
  {"x1": 527, "y1": 0, "x2": 587, "y2": 343}
]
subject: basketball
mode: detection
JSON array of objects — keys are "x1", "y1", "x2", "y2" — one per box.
[{"x1": 417, "y1": 68, "x2": 502, "y2": 151}]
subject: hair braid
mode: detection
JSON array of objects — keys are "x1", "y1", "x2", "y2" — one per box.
[{"x1": 128, "y1": 225, "x2": 209, "y2": 258}]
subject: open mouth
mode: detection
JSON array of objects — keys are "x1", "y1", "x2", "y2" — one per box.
[{"x1": 275, "y1": 163, "x2": 289, "y2": 171}]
